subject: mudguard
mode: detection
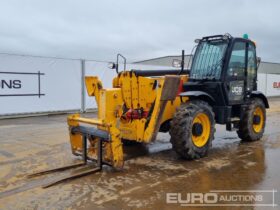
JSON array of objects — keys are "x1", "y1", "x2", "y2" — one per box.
[
  {"x1": 179, "y1": 91, "x2": 215, "y2": 105},
  {"x1": 251, "y1": 91, "x2": 269, "y2": 108}
]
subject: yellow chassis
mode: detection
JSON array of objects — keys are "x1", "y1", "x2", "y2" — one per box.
[{"x1": 67, "y1": 71, "x2": 188, "y2": 169}]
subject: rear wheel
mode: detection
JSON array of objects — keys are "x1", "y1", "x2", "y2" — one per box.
[
  {"x1": 237, "y1": 98, "x2": 266, "y2": 141},
  {"x1": 169, "y1": 100, "x2": 215, "y2": 159}
]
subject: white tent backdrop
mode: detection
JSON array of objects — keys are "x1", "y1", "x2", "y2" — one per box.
[
  {"x1": 257, "y1": 73, "x2": 267, "y2": 95},
  {"x1": 0, "y1": 53, "x2": 279, "y2": 116},
  {"x1": 266, "y1": 74, "x2": 280, "y2": 96},
  {"x1": 0, "y1": 54, "x2": 81, "y2": 115}
]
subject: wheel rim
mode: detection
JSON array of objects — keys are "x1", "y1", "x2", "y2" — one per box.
[
  {"x1": 192, "y1": 113, "x2": 211, "y2": 147},
  {"x1": 253, "y1": 107, "x2": 264, "y2": 133}
]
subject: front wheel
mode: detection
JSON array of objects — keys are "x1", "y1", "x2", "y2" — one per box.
[
  {"x1": 237, "y1": 98, "x2": 266, "y2": 141},
  {"x1": 169, "y1": 100, "x2": 215, "y2": 160}
]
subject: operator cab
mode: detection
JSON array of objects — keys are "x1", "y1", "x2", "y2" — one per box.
[{"x1": 182, "y1": 34, "x2": 266, "y2": 124}]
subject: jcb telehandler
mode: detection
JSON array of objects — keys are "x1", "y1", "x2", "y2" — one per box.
[{"x1": 30, "y1": 34, "x2": 269, "y2": 187}]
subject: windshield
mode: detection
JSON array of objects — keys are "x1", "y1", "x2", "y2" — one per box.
[{"x1": 190, "y1": 40, "x2": 228, "y2": 80}]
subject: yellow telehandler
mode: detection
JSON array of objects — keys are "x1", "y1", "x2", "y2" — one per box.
[{"x1": 30, "y1": 34, "x2": 269, "y2": 187}]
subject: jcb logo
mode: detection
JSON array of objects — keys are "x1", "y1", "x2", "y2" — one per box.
[
  {"x1": 232, "y1": 86, "x2": 243, "y2": 95},
  {"x1": 273, "y1": 82, "x2": 280, "y2": 89}
]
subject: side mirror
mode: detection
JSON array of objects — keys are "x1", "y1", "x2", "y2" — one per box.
[
  {"x1": 194, "y1": 39, "x2": 201, "y2": 43},
  {"x1": 108, "y1": 62, "x2": 116, "y2": 69},
  {"x1": 257, "y1": 57, "x2": 261, "y2": 68},
  {"x1": 172, "y1": 59, "x2": 182, "y2": 68}
]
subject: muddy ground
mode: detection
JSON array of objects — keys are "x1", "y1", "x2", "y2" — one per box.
[{"x1": 0, "y1": 98, "x2": 280, "y2": 210}]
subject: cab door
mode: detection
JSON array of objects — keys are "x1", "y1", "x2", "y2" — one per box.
[
  {"x1": 246, "y1": 43, "x2": 258, "y2": 92},
  {"x1": 226, "y1": 41, "x2": 247, "y2": 105}
]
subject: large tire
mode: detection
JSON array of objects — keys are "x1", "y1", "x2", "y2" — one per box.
[
  {"x1": 169, "y1": 100, "x2": 215, "y2": 159},
  {"x1": 237, "y1": 98, "x2": 266, "y2": 141}
]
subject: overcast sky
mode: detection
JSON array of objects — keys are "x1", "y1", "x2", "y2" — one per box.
[{"x1": 0, "y1": 0, "x2": 279, "y2": 62}]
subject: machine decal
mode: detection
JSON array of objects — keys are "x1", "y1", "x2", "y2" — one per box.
[{"x1": 229, "y1": 80, "x2": 244, "y2": 101}]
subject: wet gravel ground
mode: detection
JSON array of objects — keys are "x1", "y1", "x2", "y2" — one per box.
[{"x1": 0, "y1": 98, "x2": 280, "y2": 210}]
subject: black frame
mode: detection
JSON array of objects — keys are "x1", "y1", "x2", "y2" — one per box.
[
  {"x1": 222, "y1": 38, "x2": 257, "y2": 105},
  {"x1": 223, "y1": 38, "x2": 247, "y2": 105},
  {"x1": 189, "y1": 37, "x2": 230, "y2": 80},
  {"x1": 183, "y1": 35, "x2": 260, "y2": 124},
  {"x1": 0, "y1": 71, "x2": 45, "y2": 97}
]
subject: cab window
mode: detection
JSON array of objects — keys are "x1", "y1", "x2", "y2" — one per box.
[
  {"x1": 247, "y1": 43, "x2": 257, "y2": 90},
  {"x1": 228, "y1": 42, "x2": 246, "y2": 77}
]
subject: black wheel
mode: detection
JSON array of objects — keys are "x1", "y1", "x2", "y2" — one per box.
[
  {"x1": 237, "y1": 98, "x2": 266, "y2": 141},
  {"x1": 169, "y1": 100, "x2": 215, "y2": 159}
]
